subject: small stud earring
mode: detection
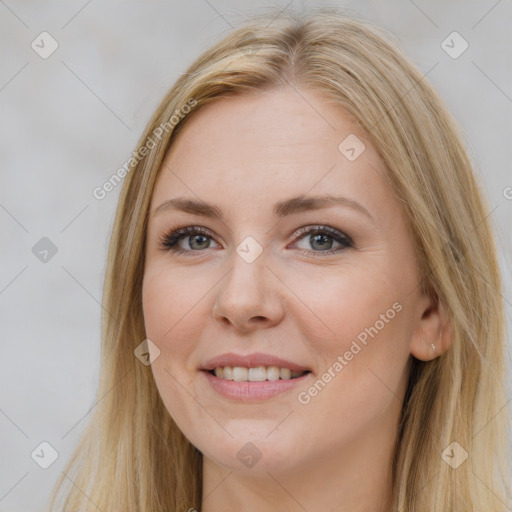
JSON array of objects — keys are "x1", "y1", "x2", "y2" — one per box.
[{"x1": 432, "y1": 329, "x2": 442, "y2": 354}]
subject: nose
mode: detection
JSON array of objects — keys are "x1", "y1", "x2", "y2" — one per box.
[{"x1": 212, "y1": 246, "x2": 285, "y2": 333}]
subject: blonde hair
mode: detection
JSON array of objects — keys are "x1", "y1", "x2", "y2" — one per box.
[{"x1": 47, "y1": 8, "x2": 511, "y2": 512}]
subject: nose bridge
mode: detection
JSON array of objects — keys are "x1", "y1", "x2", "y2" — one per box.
[
  {"x1": 213, "y1": 234, "x2": 283, "y2": 327},
  {"x1": 224, "y1": 236, "x2": 269, "y2": 306}
]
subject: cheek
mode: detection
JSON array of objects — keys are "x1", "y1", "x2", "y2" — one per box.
[
  {"x1": 282, "y1": 260, "x2": 411, "y2": 408},
  {"x1": 141, "y1": 264, "x2": 210, "y2": 401},
  {"x1": 142, "y1": 266, "x2": 208, "y2": 433},
  {"x1": 280, "y1": 256, "x2": 405, "y2": 348},
  {"x1": 142, "y1": 263, "x2": 212, "y2": 346}
]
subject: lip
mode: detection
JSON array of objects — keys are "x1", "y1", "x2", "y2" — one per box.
[
  {"x1": 201, "y1": 370, "x2": 311, "y2": 401},
  {"x1": 201, "y1": 352, "x2": 311, "y2": 373},
  {"x1": 200, "y1": 352, "x2": 312, "y2": 402}
]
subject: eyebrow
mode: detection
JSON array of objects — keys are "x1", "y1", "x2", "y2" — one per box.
[{"x1": 153, "y1": 194, "x2": 373, "y2": 221}]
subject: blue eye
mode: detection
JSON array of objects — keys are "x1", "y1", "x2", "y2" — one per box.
[
  {"x1": 159, "y1": 225, "x2": 354, "y2": 256},
  {"x1": 291, "y1": 225, "x2": 354, "y2": 256},
  {"x1": 159, "y1": 226, "x2": 219, "y2": 254}
]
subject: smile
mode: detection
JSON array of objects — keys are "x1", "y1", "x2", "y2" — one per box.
[{"x1": 200, "y1": 352, "x2": 312, "y2": 400}]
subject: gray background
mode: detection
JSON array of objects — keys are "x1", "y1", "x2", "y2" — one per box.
[{"x1": 1, "y1": 1, "x2": 511, "y2": 511}]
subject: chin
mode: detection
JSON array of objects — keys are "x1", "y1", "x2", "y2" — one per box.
[{"x1": 197, "y1": 426, "x2": 303, "y2": 475}]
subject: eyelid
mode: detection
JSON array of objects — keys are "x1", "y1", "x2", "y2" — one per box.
[{"x1": 291, "y1": 224, "x2": 354, "y2": 246}]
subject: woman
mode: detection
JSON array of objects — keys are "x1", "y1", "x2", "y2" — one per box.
[{"x1": 47, "y1": 8, "x2": 511, "y2": 512}]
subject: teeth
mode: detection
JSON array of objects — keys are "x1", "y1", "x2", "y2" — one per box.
[
  {"x1": 211, "y1": 365, "x2": 307, "y2": 381},
  {"x1": 248, "y1": 366, "x2": 266, "y2": 382},
  {"x1": 280, "y1": 368, "x2": 291, "y2": 380},
  {"x1": 233, "y1": 367, "x2": 248, "y2": 381},
  {"x1": 266, "y1": 366, "x2": 280, "y2": 381}
]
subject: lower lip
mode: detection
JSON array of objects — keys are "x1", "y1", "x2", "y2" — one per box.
[{"x1": 201, "y1": 370, "x2": 311, "y2": 401}]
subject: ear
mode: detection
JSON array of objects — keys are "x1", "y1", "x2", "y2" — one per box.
[{"x1": 410, "y1": 288, "x2": 453, "y2": 361}]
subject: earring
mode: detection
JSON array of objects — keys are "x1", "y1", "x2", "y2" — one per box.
[{"x1": 432, "y1": 329, "x2": 442, "y2": 354}]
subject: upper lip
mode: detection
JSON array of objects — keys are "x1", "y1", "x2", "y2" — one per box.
[{"x1": 202, "y1": 352, "x2": 311, "y2": 372}]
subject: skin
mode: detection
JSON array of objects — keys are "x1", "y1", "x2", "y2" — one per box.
[{"x1": 142, "y1": 86, "x2": 451, "y2": 512}]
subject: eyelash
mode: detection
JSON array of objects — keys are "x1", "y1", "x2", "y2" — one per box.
[{"x1": 158, "y1": 224, "x2": 354, "y2": 257}]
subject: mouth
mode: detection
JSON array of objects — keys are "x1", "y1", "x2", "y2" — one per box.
[{"x1": 200, "y1": 352, "x2": 313, "y2": 401}]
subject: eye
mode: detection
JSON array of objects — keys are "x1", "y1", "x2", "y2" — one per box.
[
  {"x1": 291, "y1": 225, "x2": 354, "y2": 256},
  {"x1": 159, "y1": 226, "x2": 220, "y2": 255},
  {"x1": 159, "y1": 224, "x2": 354, "y2": 257}
]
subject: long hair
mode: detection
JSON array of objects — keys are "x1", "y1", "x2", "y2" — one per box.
[{"x1": 47, "y1": 8, "x2": 511, "y2": 511}]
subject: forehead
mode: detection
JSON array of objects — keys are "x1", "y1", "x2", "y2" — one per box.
[{"x1": 151, "y1": 87, "x2": 391, "y2": 220}]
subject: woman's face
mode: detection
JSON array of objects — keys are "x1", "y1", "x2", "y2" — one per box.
[{"x1": 142, "y1": 86, "x2": 435, "y2": 478}]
